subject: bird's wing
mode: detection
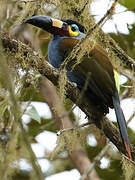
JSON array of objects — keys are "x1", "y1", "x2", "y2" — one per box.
[
  {"x1": 59, "y1": 38, "x2": 132, "y2": 159},
  {"x1": 59, "y1": 38, "x2": 116, "y2": 108}
]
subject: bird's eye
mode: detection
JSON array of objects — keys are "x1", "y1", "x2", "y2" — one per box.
[
  {"x1": 68, "y1": 24, "x2": 79, "y2": 37},
  {"x1": 71, "y1": 24, "x2": 79, "y2": 32}
]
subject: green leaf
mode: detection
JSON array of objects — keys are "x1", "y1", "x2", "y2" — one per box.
[
  {"x1": 25, "y1": 105, "x2": 41, "y2": 123},
  {"x1": 119, "y1": 0, "x2": 135, "y2": 9}
]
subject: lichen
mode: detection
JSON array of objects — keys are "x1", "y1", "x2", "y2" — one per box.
[{"x1": 122, "y1": 156, "x2": 135, "y2": 180}]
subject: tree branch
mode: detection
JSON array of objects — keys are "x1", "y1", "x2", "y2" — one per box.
[
  {"x1": 80, "y1": 143, "x2": 111, "y2": 180},
  {"x1": 40, "y1": 77, "x2": 100, "y2": 180},
  {"x1": 0, "y1": 31, "x2": 135, "y2": 160}
]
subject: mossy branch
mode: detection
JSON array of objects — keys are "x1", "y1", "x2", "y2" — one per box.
[
  {"x1": 0, "y1": 31, "x2": 135, "y2": 160},
  {"x1": 0, "y1": 39, "x2": 44, "y2": 180}
]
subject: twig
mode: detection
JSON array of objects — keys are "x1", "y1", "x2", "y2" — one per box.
[
  {"x1": 127, "y1": 111, "x2": 135, "y2": 125},
  {"x1": 74, "y1": 0, "x2": 89, "y2": 16},
  {"x1": 87, "y1": 0, "x2": 118, "y2": 34},
  {"x1": 80, "y1": 143, "x2": 111, "y2": 180},
  {"x1": 57, "y1": 122, "x2": 92, "y2": 136}
]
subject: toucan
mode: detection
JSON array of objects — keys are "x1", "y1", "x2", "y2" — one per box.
[{"x1": 25, "y1": 15, "x2": 132, "y2": 160}]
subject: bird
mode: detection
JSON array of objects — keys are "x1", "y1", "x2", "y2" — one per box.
[{"x1": 25, "y1": 15, "x2": 132, "y2": 160}]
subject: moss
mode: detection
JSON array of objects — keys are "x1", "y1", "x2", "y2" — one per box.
[{"x1": 122, "y1": 156, "x2": 135, "y2": 180}]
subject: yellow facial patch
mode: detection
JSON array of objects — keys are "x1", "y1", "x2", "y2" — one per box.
[
  {"x1": 68, "y1": 25, "x2": 79, "y2": 37},
  {"x1": 52, "y1": 18, "x2": 63, "y2": 28},
  {"x1": 113, "y1": 69, "x2": 120, "y2": 93}
]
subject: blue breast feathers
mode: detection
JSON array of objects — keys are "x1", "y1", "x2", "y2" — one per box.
[
  {"x1": 48, "y1": 34, "x2": 86, "y2": 89},
  {"x1": 48, "y1": 36, "x2": 64, "y2": 68}
]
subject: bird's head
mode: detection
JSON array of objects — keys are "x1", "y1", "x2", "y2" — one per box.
[{"x1": 25, "y1": 16, "x2": 86, "y2": 38}]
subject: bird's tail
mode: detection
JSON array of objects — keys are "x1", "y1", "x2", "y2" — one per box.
[{"x1": 112, "y1": 90, "x2": 132, "y2": 160}]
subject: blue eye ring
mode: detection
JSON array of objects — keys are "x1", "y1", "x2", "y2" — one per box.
[{"x1": 71, "y1": 24, "x2": 79, "y2": 32}]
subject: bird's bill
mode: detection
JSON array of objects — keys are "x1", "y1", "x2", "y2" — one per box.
[{"x1": 25, "y1": 15, "x2": 69, "y2": 36}]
